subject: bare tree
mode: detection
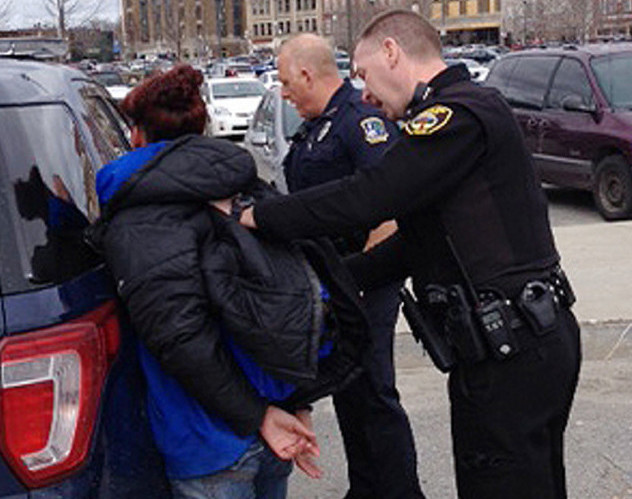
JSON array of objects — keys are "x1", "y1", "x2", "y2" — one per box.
[
  {"x1": 0, "y1": 0, "x2": 11, "y2": 28},
  {"x1": 163, "y1": 0, "x2": 185, "y2": 59},
  {"x1": 565, "y1": 0, "x2": 600, "y2": 42},
  {"x1": 331, "y1": 0, "x2": 431, "y2": 51},
  {"x1": 503, "y1": 0, "x2": 601, "y2": 44},
  {"x1": 44, "y1": 0, "x2": 106, "y2": 39}
]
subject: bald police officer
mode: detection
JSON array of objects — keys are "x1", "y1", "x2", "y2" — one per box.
[
  {"x1": 242, "y1": 13, "x2": 581, "y2": 499},
  {"x1": 276, "y1": 34, "x2": 424, "y2": 499}
]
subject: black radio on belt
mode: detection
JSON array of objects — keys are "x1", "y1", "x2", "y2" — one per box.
[
  {"x1": 444, "y1": 236, "x2": 519, "y2": 362},
  {"x1": 475, "y1": 292, "x2": 520, "y2": 360}
]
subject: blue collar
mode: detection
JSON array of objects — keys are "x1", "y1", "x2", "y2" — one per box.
[{"x1": 321, "y1": 78, "x2": 354, "y2": 120}]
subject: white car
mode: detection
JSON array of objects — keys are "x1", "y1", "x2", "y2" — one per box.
[
  {"x1": 204, "y1": 77, "x2": 266, "y2": 137},
  {"x1": 445, "y1": 58, "x2": 490, "y2": 83},
  {"x1": 244, "y1": 86, "x2": 303, "y2": 193},
  {"x1": 259, "y1": 70, "x2": 279, "y2": 89},
  {"x1": 91, "y1": 71, "x2": 132, "y2": 103}
]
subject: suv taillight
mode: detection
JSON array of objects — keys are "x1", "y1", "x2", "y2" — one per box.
[{"x1": 0, "y1": 301, "x2": 120, "y2": 488}]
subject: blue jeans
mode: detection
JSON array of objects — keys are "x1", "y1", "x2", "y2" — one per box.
[{"x1": 170, "y1": 442, "x2": 292, "y2": 499}]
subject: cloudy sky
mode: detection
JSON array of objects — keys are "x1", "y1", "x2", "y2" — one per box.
[{"x1": 4, "y1": 0, "x2": 120, "y2": 29}]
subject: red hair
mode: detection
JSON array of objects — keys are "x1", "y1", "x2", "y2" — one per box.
[{"x1": 121, "y1": 64, "x2": 207, "y2": 142}]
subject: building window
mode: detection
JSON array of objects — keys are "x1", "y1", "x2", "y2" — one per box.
[
  {"x1": 153, "y1": 0, "x2": 162, "y2": 40},
  {"x1": 311, "y1": 0, "x2": 316, "y2": 9},
  {"x1": 254, "y1": 24, "x2": 259, "y2": 35},
  {"x1": 297, "y1": 20, "x2": 303, "y2": 31},
  {"x1": 233, "y1": 0, "x2": 243, "y2": 36},
  {"x1": 478, "y1": 0, "x2": 489, "y2": 13},
  {"x1": 267, "y1": 22, "x2": 272, "y2": 35},
  {"x1": 286, "y1": 20, "x2": 291, "y2": 32},
  {"x1": 139, "y1": 0, "x2": 150, "y2": 43},
  {"x1": 312, "y1": 18, "x2": 317, "y2": 31},
  {"x1": 459, "y1": 0, "x2": 466, "y2": 14}
]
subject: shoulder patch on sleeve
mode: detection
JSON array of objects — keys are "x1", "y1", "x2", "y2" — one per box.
[
  {"x1": 360, "y1": 117, "x2": 389, "y2": 144},
  {"x1": 404, "y1": 105, "x2": 453, "y2": 136}
]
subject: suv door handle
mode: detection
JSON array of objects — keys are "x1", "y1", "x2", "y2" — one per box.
[
  {"x1": 538, "y1": 119, "x2": 550, "y2": 130},
  {"x1": 526, "y1": 117, "x2": 539, "y2": 130}
]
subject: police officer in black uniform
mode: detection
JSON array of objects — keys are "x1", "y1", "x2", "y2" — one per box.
[
  {"x1": 241, "y1": 12, "x2": 581, "y2": 499},
  {"x1": 276, "y1": 34, "x2": 424, "y2": 499}
]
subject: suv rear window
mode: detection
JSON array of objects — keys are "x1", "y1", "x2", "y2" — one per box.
[
  {"x1": 0, "y1": 104, "x2": 101, "y2": 292},
  {"x1": 484, "y1": 56, "x2": 519, "y2": 94},
  {"x1": 504, "y1": 56, "x2": 559, "y2": 109}
]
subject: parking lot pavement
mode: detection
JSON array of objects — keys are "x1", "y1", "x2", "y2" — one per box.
[
  {"x1": 553, "y1": 220, "x2": 632, "y2": 323},
  {"x1": 289, "y1": 323, "x2": 632, "y2": 498}
]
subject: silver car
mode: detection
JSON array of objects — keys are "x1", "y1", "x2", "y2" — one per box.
[{"x1": 244, "y1": 85, "x2": 302, "y2": 193}]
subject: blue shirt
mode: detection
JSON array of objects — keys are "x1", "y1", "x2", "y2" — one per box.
[{"x1": 284, "y1": 79, "x2": 399, "y2": 193}]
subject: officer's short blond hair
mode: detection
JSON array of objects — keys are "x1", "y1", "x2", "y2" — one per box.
[{"x1": 357, "y1": 9, "x2": 442, "y2": 60}]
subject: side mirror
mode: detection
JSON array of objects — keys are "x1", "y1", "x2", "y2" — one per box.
[
  {"x1": 250, "y1": 130, "x2": 267, "y2": 146},
  {"x1": 561, "y1": 94, "x2": 597, "y2": 114}
]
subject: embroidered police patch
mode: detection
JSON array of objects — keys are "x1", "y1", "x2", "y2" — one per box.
[
  {"x1": 360, "y1": 117, "x2": 389, "y2": 144},
  {"x1": 404, "y1": 105, "x2": 453, "y2": 136}
]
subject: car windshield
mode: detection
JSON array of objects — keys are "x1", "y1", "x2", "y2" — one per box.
[
  {"x1": 282, "y1": 99, "x2": 302, "y2": 138},
  {"x1": 230, "y1": 64, "x2": 253, "y2": 73},
  {"x1": 591, "y1": 53, "x2": 632, "y2": 109},
  {"x1": 93, "y1": 72, "x2": 125, "y2": 86},
  {"x1": 212, "y1": 81, "x2": 265, "y2": 98}
]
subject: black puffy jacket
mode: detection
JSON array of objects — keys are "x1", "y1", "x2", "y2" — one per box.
[{"x1": 89, "y1": 135, "x2": 368, "y2": 436}]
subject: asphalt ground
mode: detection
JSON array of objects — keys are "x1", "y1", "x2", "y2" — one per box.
[{"x1": 288, "y1": 191, "x2": 632, "y2": 498}]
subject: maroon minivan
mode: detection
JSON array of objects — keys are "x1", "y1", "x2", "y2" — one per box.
[{"x1": 485, "y1": 44, "x2": 632, "y2": 220}]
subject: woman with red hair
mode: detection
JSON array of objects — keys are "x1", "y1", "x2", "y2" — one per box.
[
  {"x1": 88, "y1": 64, "x2": 368, "y2": 498},
  {"x1": 91, "y1": 65, "x2": 316, "y2": 498}
]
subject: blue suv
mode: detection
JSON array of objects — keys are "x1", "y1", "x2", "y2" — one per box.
[{"x1": 0, "y1": 59, "x2": 170, "y2": 497}]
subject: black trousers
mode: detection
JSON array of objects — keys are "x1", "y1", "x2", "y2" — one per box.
[
  {"x1": 449, "y1": 308, "x2": 581, "y2": 499},
  {"x1": 333, "y1": 282, "x2": 425, "y2": 499}
]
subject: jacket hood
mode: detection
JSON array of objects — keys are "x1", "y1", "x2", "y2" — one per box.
[{"x1": 100, "y1": 135, "x2": 257, "y2": 215}]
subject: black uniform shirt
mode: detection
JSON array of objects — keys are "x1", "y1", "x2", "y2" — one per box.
[{"x1": 255, "y1": 64, "x2": 559, "y2": 296}]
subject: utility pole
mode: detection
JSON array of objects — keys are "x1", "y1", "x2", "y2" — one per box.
[
  {"x1": 522, "y1": 0, "x2": 527, "y2": 45},
  {"x1": 441, "y1": 0, "x2": 447, "y2": 43},
  {"x1": 345, "y1": 0, "x2": 352, "y2": 51},
  {"x1": 216, "y1": 0, "x2": 223, "y2": 58}
]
